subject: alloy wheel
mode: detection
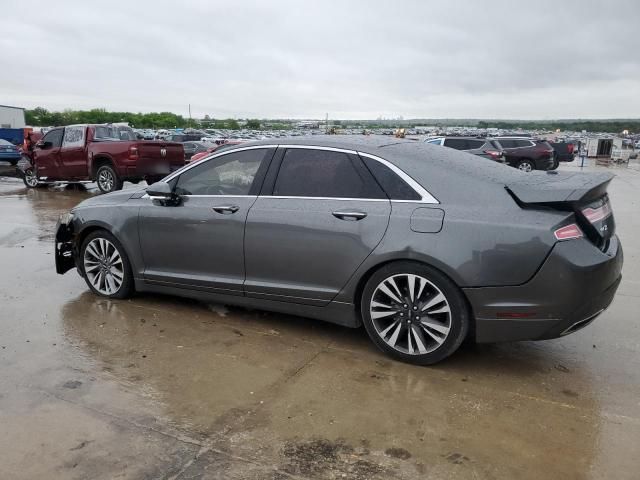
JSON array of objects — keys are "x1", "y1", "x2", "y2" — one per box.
[
  {"x1": 98, "y1": 169, "x2": 114, "y2": 191},
  {"x1": 24, "y1": 169, "x2": 39, "y2": 187},
  {"x1": 83, "y1": 238, "x2": 124, "y2": 295},
  {"x1": 518, "y1": 162, "x2": 533, "y2": 172},
  {"x1": 369, "y1": 274, "x2": 452, "y2": 355}
]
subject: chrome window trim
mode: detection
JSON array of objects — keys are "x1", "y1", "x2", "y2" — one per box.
[
  {"x1": 182, "y1": 195, "x2": 257, "y2": 199},
  {"x1": 260, "y1": 196, "x2": 389, "y2": 202},
  {"x1": 162, "y1": 143, "x2": 439, "y2": 205}
]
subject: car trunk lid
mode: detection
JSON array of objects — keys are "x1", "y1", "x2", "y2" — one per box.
[{"x1": 506, "y1": 171, "x2": 615, "y2": 248}]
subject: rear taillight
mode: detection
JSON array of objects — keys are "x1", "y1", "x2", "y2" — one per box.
[
  {"x1": 484, "y1": 150, "x2": 502, "y2": 159},
  {"x1": 128, "y1": 146, "x2": 139, "y2": 160},
  {"x1": 567, "y1": 144, "x2": 574, "y2": 154},
  {"x1": 554, "y1": 223, "x2": 583, "y2": 241},
  {"x1": 582, "y1": 203, "x2": 611, "y2": 224}
]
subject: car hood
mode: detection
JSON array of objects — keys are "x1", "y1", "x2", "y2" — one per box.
[{"x1": 73, "y1": 189, "x2": 143, "y2": 209}]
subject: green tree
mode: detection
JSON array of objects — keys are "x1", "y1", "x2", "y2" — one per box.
[{"x1": 245, "y1": 119, "x2": 261, "y2": 129}]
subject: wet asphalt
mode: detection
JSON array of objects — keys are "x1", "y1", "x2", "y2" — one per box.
[{"x1": 0, "y1": 159, "x2": 639, "y2": 480}]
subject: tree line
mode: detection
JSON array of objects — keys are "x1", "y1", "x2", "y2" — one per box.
[
  {"x1": 24, "y1": 107, "x2": 262, "y2": 130},
  {"x1": 23, "y1": 107, "x2": 639, "y2": 134}
]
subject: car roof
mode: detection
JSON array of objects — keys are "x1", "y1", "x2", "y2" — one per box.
[{"x1": 219, "y1": 136, "x2": 528, "y2": 204}]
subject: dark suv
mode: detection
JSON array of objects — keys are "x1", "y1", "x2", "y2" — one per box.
[
  {"x1": 494, "y1": 137, "x2": 554, "y2": 172},
  {"x1": 424, "y1": 137, "x2": 505, "y2": 163}
]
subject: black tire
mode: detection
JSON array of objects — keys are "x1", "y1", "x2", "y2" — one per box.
[
  {"x1": 96, "y1": 164, "x2": 123, "y2": 193},
  {"x1": 361, "y1": 261, "x2": 469, "y2": 365},
  {"x1": 516, "y1": 159, "x2": 535, "y2": 172},
  {"x1": 80, "y1": 230, "x2": 134, "y2": 299},
  {"x1": 549, "y1": 155, "x2": 560, "y2": 170}
]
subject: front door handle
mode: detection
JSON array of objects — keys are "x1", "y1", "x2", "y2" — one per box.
[
  {"x1": 212, "y1": 205, "x2": 239, "y2": 214},
  {"x1": 332, "y1": 211, "x2": 367, "y2": 221}
]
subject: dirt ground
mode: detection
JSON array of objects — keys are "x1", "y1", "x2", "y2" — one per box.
[{"x1": 0, "y1": 159, "x2": 639, "y2": 479}]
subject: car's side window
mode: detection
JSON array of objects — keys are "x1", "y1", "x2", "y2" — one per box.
[
  {"x1": 175, "y1": 148, "x2": 268, "y2": 196},
  {"x1": 498, "y1": 139, "x2": 515, "y2": 148},
  {"x1": 361, "y1": 156, "x2": 421, "y2": 201},
  {"x1": 467, "y1": 140, "x2": 485, "y2": 149},
  {"x1": 42, "y1": 129, "x2": 64, "y2": 148},
  {"x1": 443, "y1": 138, "x2": 468, "y2": 150},
  {"x1": 273, "y1": 149, "x2": 385, "y2": 199},
  {"x1": 62, "y1": 126, "x2": 85, "y2": 149}
]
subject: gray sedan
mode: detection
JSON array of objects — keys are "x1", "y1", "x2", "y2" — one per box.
[{"x1": 55, "y1": 138, "x2": 623, "y2": 364}]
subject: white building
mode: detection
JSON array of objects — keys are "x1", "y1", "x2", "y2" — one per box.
[{"x1": 0, "y1": 105, "x2": 26, "y2": 128}]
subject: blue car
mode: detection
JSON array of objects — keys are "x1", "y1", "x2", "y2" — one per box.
[{"x1": 0, "y1": 139, "x2": 21, "y2": 165}]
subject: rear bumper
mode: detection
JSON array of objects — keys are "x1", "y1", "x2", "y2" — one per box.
[
  {"x1": 536, "y1": 156, "x2": 554, "y2": 170},
  {"x1": 122, "y1": 160, "x2": 184, "y2": 179},
  {"x1": 0, "y1": 152, "x2": 21, "y2": 161},
  {"x1": 465, "y1": 235, "x2": 623, "y2": 343}
]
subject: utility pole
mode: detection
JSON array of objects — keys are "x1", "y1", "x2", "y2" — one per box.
[
  {"x1": 188, "y1": 104, "x2": 192, "y2": 128},
  {"x1": 325, "y1": 113, "x2": 328, "y2": 133}
]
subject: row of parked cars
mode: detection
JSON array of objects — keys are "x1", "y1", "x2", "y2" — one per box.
[{"x1": 425, "y1": 136, "x2": 576, "y2": 171}]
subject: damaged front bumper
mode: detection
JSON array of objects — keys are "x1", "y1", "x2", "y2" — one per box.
[{"x1": 55, "y1": 213, "x2": 76, "y2": 274}]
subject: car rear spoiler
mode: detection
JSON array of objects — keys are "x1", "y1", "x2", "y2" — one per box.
[{"x1": 505, "y1": 172, "x2": 614, "y2": 205}]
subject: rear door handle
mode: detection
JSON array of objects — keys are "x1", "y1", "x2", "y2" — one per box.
[
  {"x1": 212, "y1": 205, "x2": 239, "y2": 214},
  {"x1": 332, "y1": 211, "x2": 367, "y2": 221}
]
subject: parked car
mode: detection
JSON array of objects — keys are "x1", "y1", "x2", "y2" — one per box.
[
  {"x1": 425, "y1": 137, "x2": 505, "y2": 163},
  {"x1": 189, "y1": 141, "x2": 245, "y2": 163},
  {"x1": 182, "y1": 141, "x2": 210, "y2": 160},
  {"x1": 0, "y1": 139, "x2": 22, "y2": 165},
  {"x1": 167, "y1": 133, "x2": 205, "y2": 143},
  {"x1": 549, "y1": 142, "x2": 577, "y2": 169},
  {"x1": 22, "y1": 124, "x2": 185, "y2": 193},
  {"x1": 494, "y1": 137, "x2": 555, "y2": 172},
  {"x1": 54, "y1": 138, "x2": 622, "y2": 365}
]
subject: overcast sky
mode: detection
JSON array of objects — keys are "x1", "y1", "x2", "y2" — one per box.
[{"x1": 1, "y1": 0, "x2": 638, "y2": 119}]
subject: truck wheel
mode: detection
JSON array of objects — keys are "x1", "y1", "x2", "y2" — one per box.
[
  {"x1": 550, "y1": 155, "x2": 560, "y2": 170},
  {"x1": 23, "y1": 168, "x2": 40, "y2": 188},
  {"x1": 96, "y1": 165, "x2": 123, "y2": 193}
]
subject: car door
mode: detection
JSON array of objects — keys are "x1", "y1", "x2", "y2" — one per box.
[
  {"x1": 59, "y1": 126, "x2": 88, "y2": 178},
  {"x1": 33, "y1": 128, "x2": 64, "y2": 179},
  {"x1": 138, "y1": 146, "x2": 274, "y2": 294},
  {"x1": 244, "y1": 146, "x2": 392, "y2": 306}
]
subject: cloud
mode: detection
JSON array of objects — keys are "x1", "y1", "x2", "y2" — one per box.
[{"x1": 1, "y1": 0, "x2": 638, "y2": 119}]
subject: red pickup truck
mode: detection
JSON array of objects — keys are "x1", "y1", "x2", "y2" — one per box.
[{"x1": 22, "y1": 124, "x2": 184, "y2": 193}]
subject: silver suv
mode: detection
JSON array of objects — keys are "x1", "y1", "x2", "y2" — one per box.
[{"x1": 425, "y1": 137, "x2": 505, "y2": 163}]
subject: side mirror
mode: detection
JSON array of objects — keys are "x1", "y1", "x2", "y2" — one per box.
[
  {"x1": 36, "y1": 140, "x2": 52, "y2": 149},
  {"x1": 147, "y1": 181, "x2": 173, "y2": 199}
]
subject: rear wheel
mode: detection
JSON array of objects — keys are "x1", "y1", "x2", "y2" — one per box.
[
  {"x1": 96, "y1": 164, "x2": 122, "y2": 193},
  {"x1": 361, "y1": 262, "x2": 469, "y2": 365},
  {"x1": 516, "y1": 159, "x2": 535, "y2": 172},
  {"x1": 80, "y1": 230, "x2": 134, "y2": 299}
]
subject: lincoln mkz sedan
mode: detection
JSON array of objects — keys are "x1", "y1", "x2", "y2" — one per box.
[{"x1": 55, "y1": 138, "x2": 623, "y2": 364}]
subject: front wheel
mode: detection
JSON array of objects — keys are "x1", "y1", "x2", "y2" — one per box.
[
  {"x1": 96, "y1": 165, "x2": 123, "y2": 193},
  {"x1": 361, "y1": 262, "x2": 469, "y2": 365},
  {"x1": 23, "y1": 168, "x2": 40, "y2": 188},
  {"x1": 516, "y1": 159, "x2": 535, "y2": 172},
  {"x1": 80, "y1": 230, "x2": 134, "y2": 299}
]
